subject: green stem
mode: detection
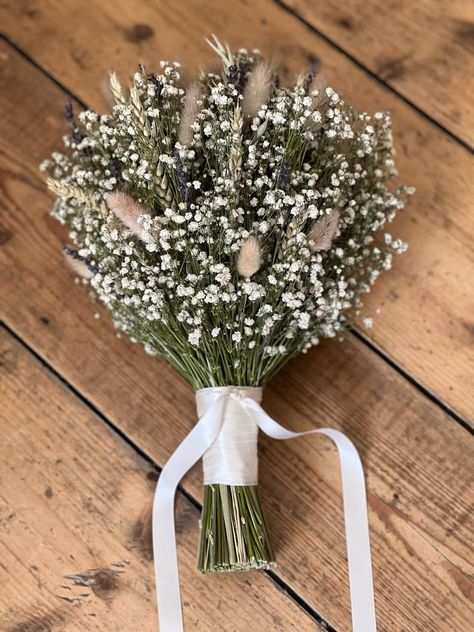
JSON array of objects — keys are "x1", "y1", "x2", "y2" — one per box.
[{"x1": 197, "y1": 484, "x2": 275, "y2": 573}]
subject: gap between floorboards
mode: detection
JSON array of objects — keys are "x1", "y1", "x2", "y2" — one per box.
[{"x1": 273, "y1": 0, "x2": 473, "y2": 153}]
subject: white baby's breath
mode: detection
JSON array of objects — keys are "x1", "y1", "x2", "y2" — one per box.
[{"x1": 45, "y1": 43, "x2": 411, "y2": 389}]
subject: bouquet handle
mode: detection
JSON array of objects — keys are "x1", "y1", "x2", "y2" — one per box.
[{"x1": 152, "y1": 387, "x2": 377, "y2": 632}]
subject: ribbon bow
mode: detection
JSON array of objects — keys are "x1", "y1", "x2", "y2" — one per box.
[{"x1": 153, "y1": 386, "x2": 377, "y2": 631}]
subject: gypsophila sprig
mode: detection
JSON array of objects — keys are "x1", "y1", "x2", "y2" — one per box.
[{"x1": 42, "y1": 41, "x2": 412, "y2": 389}]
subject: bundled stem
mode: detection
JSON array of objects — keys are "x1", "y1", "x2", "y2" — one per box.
[{"x1": 198, "y1": 484, "x2": 275, "y2": 572}]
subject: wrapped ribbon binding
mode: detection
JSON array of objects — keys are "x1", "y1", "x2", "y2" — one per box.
[
  {"x1": 198, "y1": 387, "x2": 274, "y2": 572},
  {"x1": 153, "y1": 387, "x2": 377, "y2": 632}
]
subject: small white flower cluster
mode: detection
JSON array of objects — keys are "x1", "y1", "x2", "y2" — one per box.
[{"x1": 43, "y1": 46, "x2": 412, "y2": 388}]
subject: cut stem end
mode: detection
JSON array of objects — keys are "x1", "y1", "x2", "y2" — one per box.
[{"x1": 198, "y1": 484, "x2": 275, "y2": 573}]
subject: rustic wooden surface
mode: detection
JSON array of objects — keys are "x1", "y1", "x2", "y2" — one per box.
[
  {"x1": 0, "y1": 1, "x2": 473, "y2": 631},
  {"x1": 0, "y1": 328, "x2": 319, "y2": 631},
  {"x1": 281, "y1": 0, "x2": 474, "y2": 145},
  {"x1": 2, "y1": 0, "x2": 473, "y2": 420}
]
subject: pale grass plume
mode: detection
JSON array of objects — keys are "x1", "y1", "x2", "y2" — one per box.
[
  {"x1": 101, "y1": 78, "x2": 115, "y2": 109},
  {"x1": 308, "y1": 209, "x2": 340, "y2": 252},
  {"x1": 237, "y1": 236, "x2": 262, "y2": 278},
  {"x1": 105, "y1": 192, "x2": 150, "y2": 242},
  {"x1": 242, "y1": 62, "x2": 273, "y2": 119},
  {"x1": 63, "y1": 252, "x2": 94, "y2": 280},
  {"x1": 178, "y1": 82, "x2": 202, "y2": 145},
  {"x1": 308, "y1": 73, "x2": 329, "y2": 114}
]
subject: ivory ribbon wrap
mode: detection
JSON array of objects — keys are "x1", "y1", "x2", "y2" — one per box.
[
  {"x1": 198, "y1": 387, "x2": 261, "y2": 485},
  {"x1": 153, "y1": 386, "x2": 377, "y2": 632}
]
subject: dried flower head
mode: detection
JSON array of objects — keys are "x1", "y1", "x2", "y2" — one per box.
[
  {"x1": 104, "y1": 192, "x2": 151, "y2": 243},
  {"x1": 242, "y1": 62, "x2": 273, "y2": 119},
  {"x1": 308, "y1": 210, "x2": 341, "y2": 252},
  {"x1": 237, "y1": 236, "x2": 261, "y2": 278}
]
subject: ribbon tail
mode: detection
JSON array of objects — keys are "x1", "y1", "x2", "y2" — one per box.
[
  {"x1": 318, "y1": 429, "x2": 377, "y2": 632},
  {"x1": 244, "y1": 400, "x2": 377, "y2": 632},
  {"x1": 152, "y1": 389, "x2": 231, "y2": 632}
]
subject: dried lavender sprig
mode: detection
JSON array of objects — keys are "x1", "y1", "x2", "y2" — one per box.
[
  {"x1": 303, "y1": 62, "x2": 319, "y2": 93},
  {"x1": 149, "y1": 74, "x2": 163, "y2": 104},
  {"x1": 64, "y1": 99, "x2": 85, "y2": 145},
  {"x1": 65, "y1": 99, "x2": 74, "y2": 124},
  {"x1": 227, "y1": 64, "x2": 240, "y2": 105},
  {"x1": 278, "y1": 159, "x2": 291, "y2": 190},
  {"x1": 62, "y1": 242, "x2": 99, "y2": 274},
  {"x1": 72, "y1": 128, "x2": 86, "y2": 144},
  {"x1": 227, "y1": 64, "x2": 239, "y2": 85},
  {"x1": 174, "y1": 151, "x2": 188, "y2": 203},
  {"x1": 110, "y1": 160, "x2": 124, "y2": 186}
]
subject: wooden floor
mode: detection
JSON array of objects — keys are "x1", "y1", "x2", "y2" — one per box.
[{"x1": 0, "y1": 1, "x2": 473, "y2": 630}]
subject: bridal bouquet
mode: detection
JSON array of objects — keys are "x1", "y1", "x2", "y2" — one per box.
[{"x1": 42, "y1": 37, "x2": 411, "y2": 628}]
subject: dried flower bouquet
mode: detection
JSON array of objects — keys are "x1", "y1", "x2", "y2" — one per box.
[{"x1": 42, "y1": 37, "x2": 411, "y2": 576}]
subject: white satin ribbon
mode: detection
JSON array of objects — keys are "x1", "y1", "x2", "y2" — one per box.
[
  {"x1": 198, "y1": 386, "x2": 262, "y2": 485},
  {"x1": 152, "y1": 386, "x2": 377, "y2": 632}
]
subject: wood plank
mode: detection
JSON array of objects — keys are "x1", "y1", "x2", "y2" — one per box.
[
  {"x1": 280, "y1": 0, "x2": 474, "y2": 145},
  {"x1": 0, "y1": 0, "x2": 472, "y2": 421},
  {"x1": 0, "y1": 40, "x2": 473, "y2": 631},
  {"x1": 0, "y1": 327, "x2": 320, "y2": 631}
]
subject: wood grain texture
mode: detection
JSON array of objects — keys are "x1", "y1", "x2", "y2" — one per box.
[
  {"x1": 280, "y1": 0, "x2": 474, "y2": 145},
  {"x1": 0, "y1": 327, "x2": 320, "y2": 631},
  {"x1": 0, "y1": 0, "x2": 472, "y2": 421},
  {"x1": 0, "y1": 39, "x2": 473, "y2": 632}
]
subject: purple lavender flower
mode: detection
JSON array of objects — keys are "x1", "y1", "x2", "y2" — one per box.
[
  {"x1": 65, "y1": 99, "x2": 86, "y2": 147},
  {"x1": 72, "y1": 127, "x2": 86, "y2": 144},
  {"x1": 304, "y1": 62, "x2": 319, "y2": 93},
  {"x1": 110, "y1": 160, "x2": 124, "y2": 186},
  {"x1": 62, "y1": 243, "x2": 99, "y2": 273},
  {"x1": 65, "y1": 99, "x2": 74, "y2": 124},
  {"x1": 149, "y1": 74, "x2": 163, "y2": 103},
  {"x1": 227, "y1": 65, "x2": 239, "y2": 85},
  {"x1": 174, "y1": 152, "x2": 188, "y2": 204},
  {"x1": 278, "y1": 160, "x2": 291, "y2": 190}
]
